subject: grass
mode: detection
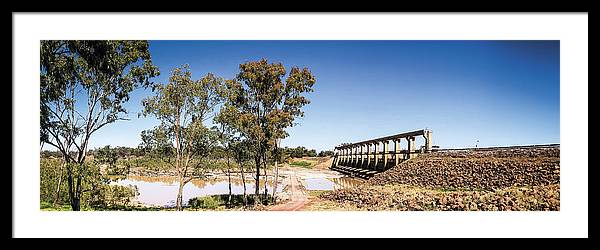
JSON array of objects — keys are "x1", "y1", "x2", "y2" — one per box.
[
  {"x1": 188, "y1": 194, "x2": 276, "y2": 210},
  {"x1": 289, "y1": 160, "x2": 313, "y2": 168},
  {"x1": 40, "y1": 194, "x2": 277, "y2": 211},
  {"x1": 39, "y1": 201, "x2": 108, "y2": 211},
  {"x1": 302, "y1": 190, "x2": 349, "y2": 211},
  {"x1": 308, "y1": 190, "x2": 329, "y2": 197},
  {"x1": 40, "y1": 201, "x2": 162, "y2": 211},
  {"x1": 40, "y1": 201, "x2": 74, "y2": 211},
  {"x1": 288, "y1": 156, "x2": 332, "y2": 169}
]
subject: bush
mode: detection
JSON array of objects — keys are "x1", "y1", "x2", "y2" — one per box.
[
  {"x1": 188, "y1": 196, "x2": 222, "y2": 209},
  {"x1": 40, "y1": 158, "x2": 70, "y2": 205},
  {"x1": 290, "y1": 161, "x2": 312, "y2": 167},
  {"x1": 188, "y1": 194, "x2": 276, "y2": 209},
  {"x1": 318, "y1": 150, "x2": 334, "y2": 157},
  {"x1": 87, "y1": 184, "x2": 139, "y2": 208},
  {"x1": 41, "y1": 156, "x2": 138, "y2": 210}
]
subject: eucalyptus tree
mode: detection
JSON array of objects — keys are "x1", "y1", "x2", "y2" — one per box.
[
  {"x1": 220, "y1": 59, "x2": 316, "y2": 204},
  {"x1": 40, "y1": 40, "x2": 159, "y2": 210},
  {"x1": 215, "y1": 103, "x2": 257, "y2": 207},
  {"x1": 215, "y1": 118, "x2": 254, "y2": 207},
  {"x1": 95, "y1": 145, "x2": 118, "y2": 168},
  {"x1": 214, "y1": 113, "x2": 238, "y2": 207},
  {"x1": 140, "y1": 64, "x2": 224, "y2": 210},
  {"x1": 231, "y1": 139, "x2": 253, "y2": 206}
]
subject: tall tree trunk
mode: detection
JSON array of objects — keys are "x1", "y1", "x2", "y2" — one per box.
[
  {"x1": 263, "y1": 155, "x2": 268, "y2": 202},
  {"x1": 74, "y1": 172, "x2": 83, "y2": 211},
  {"x1": 226, "y1": 155, "x2": 232, "y2": 208},
  {"x1": 53, "y1": 161, "x2": 65, "y2": 205},
  {"x1": 254, "y1": 156, "x2": 261, "y2": 205},
  {"x1": 71, "y1": 196, "x2": 80, "y2": 211},
  {"x1": 68, "y1": 178, "x2": 81, "y2": 211},
  {"x1": 68, "y1": 134, "x2": 90, "y2": 211},
  {"x1": 174, "y1": 113, "x2": 183, "y2": 211},
  {"x1": 239, "y1": 160, "x2": 247, "y2": 206},
  {"x1": 66, "y1": 165, "x2": 80, "y2": 211},
  {"x1": 272, "y1": 159, "x2": 278, "y2": 204},
  {"x1": 176, "y1": 175, "x2": 184, "y2": 211}
]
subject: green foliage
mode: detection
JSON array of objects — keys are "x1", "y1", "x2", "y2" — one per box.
[
  {"x1": 318, "y1": 150, "x2": 334, "y2": 157},
  {"x1": 95, "y1": 145, "x2": 118, "y2": 166},
  {"x1": 289, "y1": 161, "x2": 313, "y2": 168},
  {"x1": 188, "y1": 194, "x2": 275, "y2": 209},
  {"x1": 141, "y1": 64, "x2": 224, "y2": 123},
  {"x1": 103, "y1": 158, "x2": 131, "y2": 177},
  {"x1": 188, "y1": 195, "x2": 221, "y2": 209},
  {"x1": 41, "y1": 53, "x2": 319, "y2": 210},
  {"x1": 217, "y1": 59, "x2": 316, "y2": 199},
  {"x1": 140, "y1": 64, "x2": 225, "y2": 210},
  {"x1": 40, "y1": 201, "x2": 75, "y2": 211},
  {"x1": 230, "y1": 139, "x2": 254, "y2": 166},
  {"x1": 128, "y1": 156, "x2": 171, "y2": 172},
  {"x1": 139, "y1": 125, "x2": 175, "y2": 159},
  {"x1": 90, "y1": 146, "x2": 144, "y2": 158},
  {"x1": 40, "y1": 157, "x2": 138, "y2": 209},
  {"x1": 40, "y1": 150, "x2": 63, "y2": 158},
  {"x1": 87, "y1": 184, "x2": 139, "y2": 208},
  {"x1": 140, "y1": 64, "x2": 225, "y2": 162},
  {"x1": 221, "y1": 59, "x2": 316, "y2": 145},
  {"x1": 40, "y1": 158, "x2": 70, "y2": 204},
  {"x1": 40, "y1": 40, "x2": 158, "y2": 211},
  {"x1": 41, "y1": 40, "x2": 159, "y2": 159},
  {"x1": 281, "y1": 146, "x2": 321, "y2": 159},
  {"x1": 66, "y1": 161, "x2": 111, "y2": 205}
]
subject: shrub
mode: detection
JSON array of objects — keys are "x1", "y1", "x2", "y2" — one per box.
[
  {"x1": 290, "y1": 161, "x2": 312, "y2": 167},
  {"x1": 188, "y1": 196, "x2": 223, "y2": 209}
]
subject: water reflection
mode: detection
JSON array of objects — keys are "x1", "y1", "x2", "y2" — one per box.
[
  {"x1": 304, "y1": 177, "x2": 363, "y2": 191},
  {"x1": 113, "y1": 175, "x2": 282, "y2": 207}
]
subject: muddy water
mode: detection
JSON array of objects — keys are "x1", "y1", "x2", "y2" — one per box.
[
  {"x1": 304, "y1": 177, "x2": 363, "y2": 191},
  {"x1": 112, "y1": 174, "x2": 362, "y2": 207},
  {"x1": 112, "y1": 175, "x2": 283, "y2": 207}
]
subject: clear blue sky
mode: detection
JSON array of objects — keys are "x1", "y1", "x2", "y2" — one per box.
[{"x1": 81, "y1": 40, "x2": 559, "y2": 151}]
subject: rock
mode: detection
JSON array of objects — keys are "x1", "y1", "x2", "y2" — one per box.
[{"x1": 367, "y1": 147, "x2": 559, "y2": 190}]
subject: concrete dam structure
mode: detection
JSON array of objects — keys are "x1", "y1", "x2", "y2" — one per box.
[{"x1": 331, "y1": 129, "x2": 433, "y2": 178}]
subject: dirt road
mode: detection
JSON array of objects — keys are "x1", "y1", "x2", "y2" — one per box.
[
  {"x1": 269, "y1": 169, "x2": 309, "y2": 211},
  {"x1": 268, "y1": 157, "x2": 342, "y2": 211}
]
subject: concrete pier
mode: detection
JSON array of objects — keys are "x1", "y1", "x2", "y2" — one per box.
[{"x1": 331, "y1": 129, "x2": 433, "y2": 178}]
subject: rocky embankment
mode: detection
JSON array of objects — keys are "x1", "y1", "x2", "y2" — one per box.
[
  {"x1": 368, "y1": 147, "x2": 559, "y2": 190},
  {"x1": 320, "y1": 147, "x2": 560, "y2": 211},
  {"x1": 320, "y1": 184, "x2": 559, "y2": 211}
]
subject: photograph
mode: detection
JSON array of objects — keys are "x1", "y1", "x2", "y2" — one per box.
[
  {"x1": 13, "y1": 13, "x2": 588, "y2": 238},
  {"x1": 39, "y1": 40, "x2": 560, "y2": 212}
]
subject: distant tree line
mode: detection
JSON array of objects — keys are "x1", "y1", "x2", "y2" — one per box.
[
  {"x1": 280, "y1": 146, "x2": 334, "y2": 158},
  {"x1": 318, "y1": 150, "x2": 334, "y2": 157},
  {"x1": 42, "y1": 145, "x2": 335, "y2": 160}
]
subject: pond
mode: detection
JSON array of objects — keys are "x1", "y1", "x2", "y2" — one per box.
[
  {"x1": 112, "y1": 174, "x2": 362, "y2": 207},
  {"x1": 112, "y1": 175, "x2": 283, "y2": 207},
  {"x1": 304, "y1": 177, "x2": 364, "y2": 191}
]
